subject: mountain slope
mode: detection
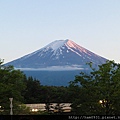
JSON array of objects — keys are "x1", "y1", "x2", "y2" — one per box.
[{"x1": 6, "y1": 39, "x2": 107, "y2": 70}]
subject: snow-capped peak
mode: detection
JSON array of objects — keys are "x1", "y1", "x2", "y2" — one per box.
[
  {"x1": 5, "y1": 39, "x2": 107, "y2": 71},
  {"x1": 65, "y1": 40, "x2": 87, "y2": 52},
  {"x1": 43, "y1": 39, "x2": 79, "y2": 50},
  {"x1": 44, "y1": 40, "x2": 67, "y2": 50},
  {"x1": 41, "y1": 39, "x2": 89, "y2": 56},
  {"x1": 66, "y1": 40, "x2": 79, "y2": 48}
]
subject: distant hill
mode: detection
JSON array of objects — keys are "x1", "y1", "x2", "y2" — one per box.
[{"x1": 23, "y1": 70, "x2": 84, "y2": 86}]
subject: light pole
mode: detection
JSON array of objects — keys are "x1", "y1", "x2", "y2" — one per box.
[{"x1": 9, "y1": 98, "x2": 13, "y2": 115}]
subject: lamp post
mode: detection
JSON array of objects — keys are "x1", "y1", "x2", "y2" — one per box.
[{"x1": 9, "y1": 98, "x2": 13, "y2": 115}]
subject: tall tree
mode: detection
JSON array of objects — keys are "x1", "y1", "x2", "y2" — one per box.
[
  {"x1": 0, "y1": 59, "x2": 26, "y2": 114},
  {"x1": 69, "y1": 60, "x2": 120, "y2": 115},
  {"x1": 23, "y1": 76, "x2": 42, "y2": 103}
]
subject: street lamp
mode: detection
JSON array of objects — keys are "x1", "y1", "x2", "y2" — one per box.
[
  {"x1": 99, "y1": 99, "x2": 107, "y2": 107},
  {"x1": 99, "y1": 99, "x2": 109, "y2": 115},
  {"x1": 99, "y1": 100, "x2": 103, "y2": 104},
  {"x1": 9, "y1": 98, "x2": 13, "y2": 115}
]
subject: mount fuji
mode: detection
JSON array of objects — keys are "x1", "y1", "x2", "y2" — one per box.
[{"x1": 6, "y1": 39, "x2": 107, "y2": 71}]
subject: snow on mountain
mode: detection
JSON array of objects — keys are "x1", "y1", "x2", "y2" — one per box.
[
  {"x1": 44, "y1": 40, "x2": 67, "y2": 50},
  {"x1": 5, "y1": 39, "x2": 108, "y2": 70}
]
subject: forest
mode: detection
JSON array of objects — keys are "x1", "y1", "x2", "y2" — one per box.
[{"x1": 1, "y1": 59, "x2": 120, "y2": 115}]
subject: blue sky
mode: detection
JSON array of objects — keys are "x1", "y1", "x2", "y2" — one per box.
[{"x1": 1, "y1": 0, "x2": 120, "y2": 63}]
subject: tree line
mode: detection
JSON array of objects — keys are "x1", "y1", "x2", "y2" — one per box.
[
  {"x1": 0, "y1": 59, "x2": 71, "y2": 115},
  {"x1": 1, "y1": 59, "x2": 120, "y2": 115}
]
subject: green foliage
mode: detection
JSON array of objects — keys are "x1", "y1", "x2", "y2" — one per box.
[
  {"x1": 69, "y1": 60, "x2": 120, "y2": 115},
  {"x1": 0, "y1": 59, "x2": 71, "y2": 115},
  {"x1": 0, "y1": 59, "x2": 26, "y2": 114},
  {"x1": 23, "y1": 76, "x2": 42, "y2": 103},
  {"x1": 23, "y1": 83, "x2": 71, "y2": 104}
]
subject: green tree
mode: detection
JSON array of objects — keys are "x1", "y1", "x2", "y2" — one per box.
[
  {"x1": 69, "y1": 60, "x2": 120, "y2": 115},
  {"x1": 23, "y1": 76, "x2": 42, "y2": 103},
  {"x1": 39, "y1": 86, "x2": 71, "y2": 103},
  {"x1": 0, "y1": 59, "x2": 26, "y2": 114}
]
